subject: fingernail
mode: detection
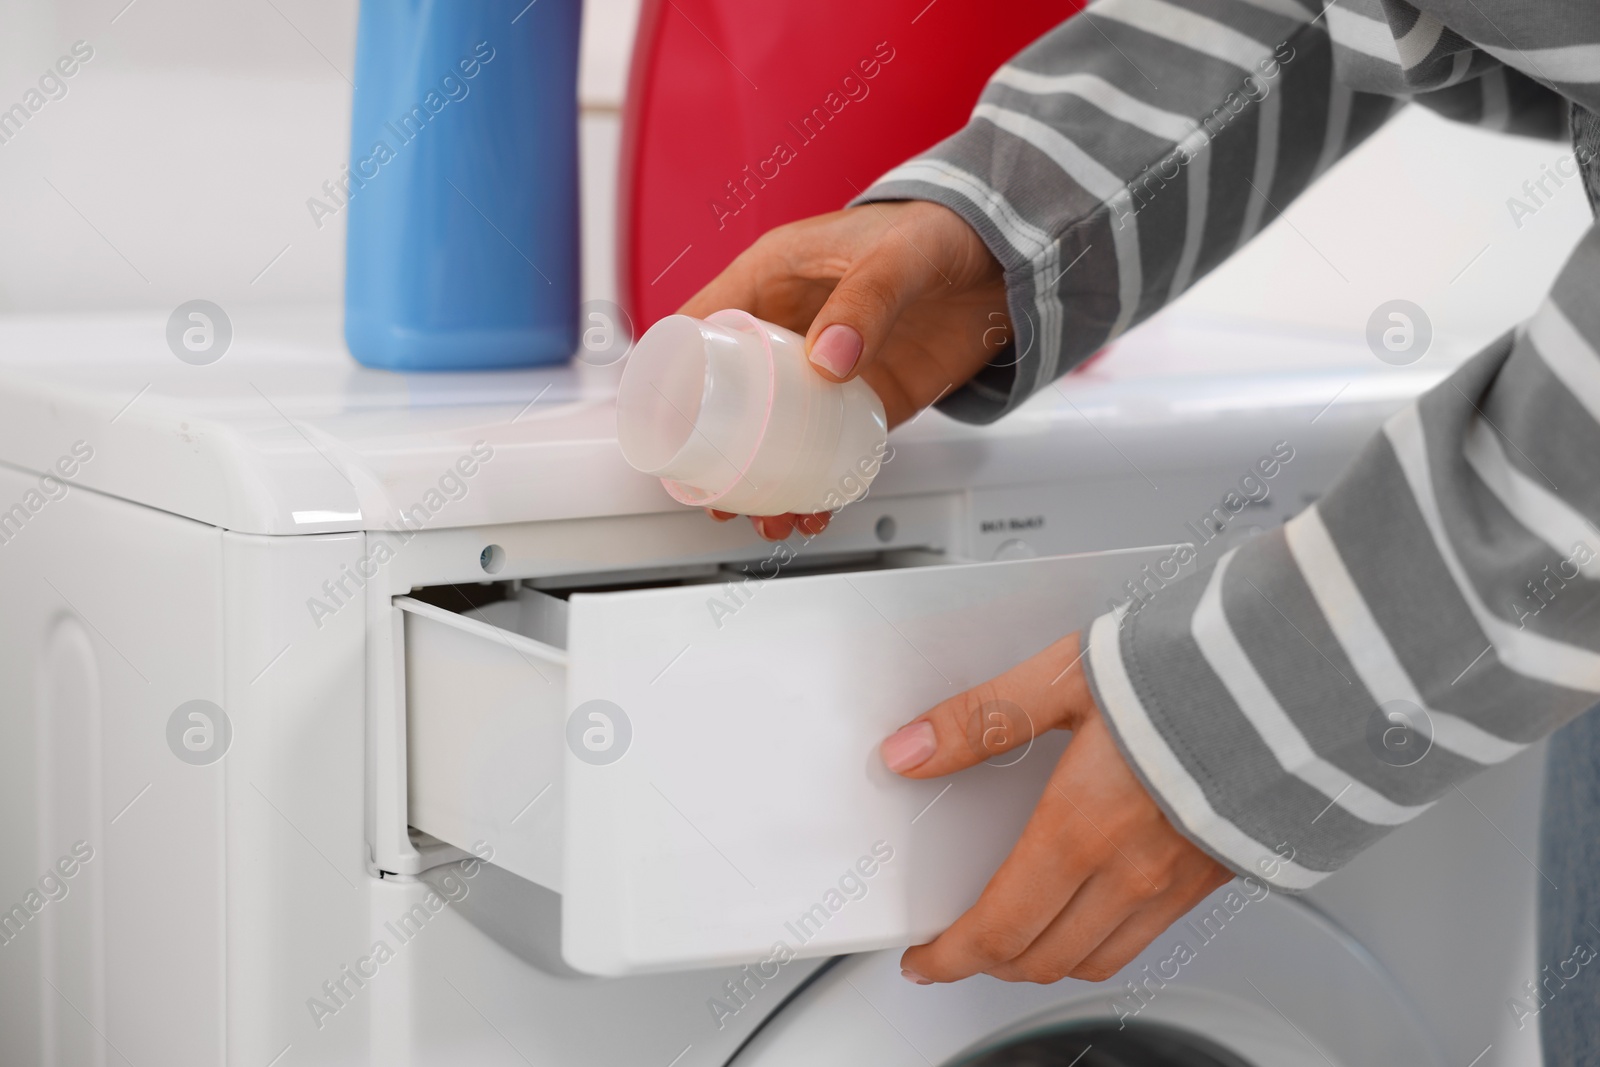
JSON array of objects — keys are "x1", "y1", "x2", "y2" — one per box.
[
  {"x1": 754, "y1": 516, "x2": 786, "y2": 541},
  {"x1": 881, "y1": 721, "x2": 937, "y2": 773},
  {"x1": 901, "y1": 968, "x2": 933, "y2": 985},
  {"x1": 809, "y1": 324, "x2": 862, "y2": 379}
]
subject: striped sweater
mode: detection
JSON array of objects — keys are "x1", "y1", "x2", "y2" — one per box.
[{"x1": 858, "y1": 0, "x2": 1600, "y2": 888}]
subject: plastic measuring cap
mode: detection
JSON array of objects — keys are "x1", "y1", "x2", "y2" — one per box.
[{"x1": 615, "y1": 310, "x2": 889, "y2": 516}]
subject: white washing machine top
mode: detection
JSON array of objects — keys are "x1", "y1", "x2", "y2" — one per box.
[{"x1": 0, "y1": 306, "x2": 1453, "y2": 536}]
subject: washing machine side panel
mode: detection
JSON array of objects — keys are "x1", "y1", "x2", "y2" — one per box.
[
  {"x1": 0, "y1": 465, "x2": 227, "y2": 1067},
  {"x1": 1307, "y1": 746, "x2": 1549, "y2": 1067},
  {"x1": 221, "y1": 529, "x2": 372, "y2": 1067},
  {"x1": 214, "y1": 523, "x2": 840, "y2": 1067}
]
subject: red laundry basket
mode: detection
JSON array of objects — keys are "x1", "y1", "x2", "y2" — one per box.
[{"x1": 618, "y1": 0, "x2": 1084, "y2": 330}]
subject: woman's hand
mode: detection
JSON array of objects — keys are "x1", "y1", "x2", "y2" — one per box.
[
  {"x1": 679, "y1": 201, "x2": 1010, "y2": 541},
  {"x1": 879, "y1": 631, "x2": 1232, "y2": 985}
]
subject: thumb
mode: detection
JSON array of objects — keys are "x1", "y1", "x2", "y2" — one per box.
[
  {"x1": 804, "y1": 238, "x2": 943, "y2": 383},
  {"x1": 878, "y1": 631, "x2": 1094, "y2": 779}
]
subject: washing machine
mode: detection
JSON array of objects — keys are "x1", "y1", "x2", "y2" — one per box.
[{"x1": 0, "y1": 299, "x2": 1547, "y2": 1066}]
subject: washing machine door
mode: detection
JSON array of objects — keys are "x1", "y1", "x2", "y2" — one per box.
[{"x1": 730, "y1": 888, "x2": 1443, "y2": 1067}]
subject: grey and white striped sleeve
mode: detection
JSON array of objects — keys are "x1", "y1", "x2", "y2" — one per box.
[
  {"x1": 857, "y1": 0, "x2": 1407, "y2": 423},
  {"x1": 1090, "y1": 231, "x2": 1600, "y2": 888},
  {"x1": 855, "y1": 0, "x2": 1600, "y2": 887}
]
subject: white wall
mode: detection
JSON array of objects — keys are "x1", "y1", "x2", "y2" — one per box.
[
  {"x1": 1174, "y1": 107, "x2": 1591, "y2": 357},
  {"x1": 0, "y1": 0, "x2": 1588, "y2": 362},
  {"x1": 0, "y1": 0, "x2": 640, "y2": 314}
]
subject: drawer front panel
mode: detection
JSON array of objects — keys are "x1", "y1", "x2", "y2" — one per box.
[{"x1": 563, "y1": 547, "x2": 1174, "y2": 975}]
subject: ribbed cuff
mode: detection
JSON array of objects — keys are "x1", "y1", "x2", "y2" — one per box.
[
  {"x1": 1081, "y1": 608, "x2": 1329, "y2": 892},
  {"x1": 848, "y1": 177, "x2": 1035, "y2": 425}
]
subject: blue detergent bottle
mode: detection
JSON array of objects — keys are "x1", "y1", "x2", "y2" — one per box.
[{"x1": 344, "y1": 0, "x2": 581, "y2": 370}]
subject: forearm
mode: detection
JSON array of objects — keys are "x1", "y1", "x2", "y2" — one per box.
[
  {"x1": 854, "y1": 0, "x2": 1400, "y2": 422},
  {"x1": 1086, "y1": 222, "x2": 1600, "y2": 888}
]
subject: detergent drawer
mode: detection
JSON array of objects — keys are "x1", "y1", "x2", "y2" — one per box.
[{"x1": 401, "y1": 545, "x2": 1178, "y2": 977}]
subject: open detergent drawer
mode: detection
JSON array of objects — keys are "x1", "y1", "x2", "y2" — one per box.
[{"x1": 400, "y1": 546, "x2": 1174, "y2": 976}]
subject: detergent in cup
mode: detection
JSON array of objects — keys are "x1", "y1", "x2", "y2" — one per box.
[{"x1": 615, "y1": 311, "x2": 889, "y2": 516}]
